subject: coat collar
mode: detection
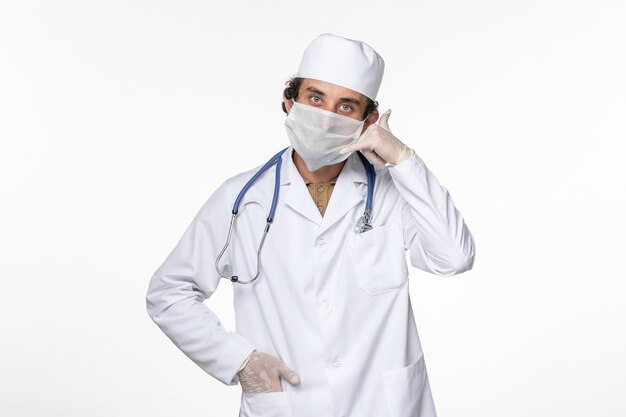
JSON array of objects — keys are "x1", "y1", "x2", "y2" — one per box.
[
  {"x1": 279, "y1": 146, "x2": 370, "y2": 237},
  {"x1": 279, "y1": 146, "x2": 368, "y2": 186}
]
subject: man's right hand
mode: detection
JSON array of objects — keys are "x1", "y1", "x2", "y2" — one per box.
[{"x1": 237, "y1": 350, "x2": 301, "y2": 394}]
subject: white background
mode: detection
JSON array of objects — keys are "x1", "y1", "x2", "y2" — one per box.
[{"x1": 1, "y1": 0, "x2": 625, "y2": 416}]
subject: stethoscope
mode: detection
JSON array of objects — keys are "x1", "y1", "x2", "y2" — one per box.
[{"x1": 215, "y1": 146, "x2": 376, "y2": 284}]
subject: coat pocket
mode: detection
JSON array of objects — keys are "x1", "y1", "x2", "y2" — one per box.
[
  {"x1": 239, "y1": 390, "x2": 292, "y2": 417},
  {"x1": 382, "y1": 354, "x2": 437, "y2": 417},
  {"x1": 347, "y1": 221, "x2": 409, "y2": 296}
]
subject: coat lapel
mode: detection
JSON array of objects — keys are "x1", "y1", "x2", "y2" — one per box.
[
  {"x1": 317, "y1": 154, "x2": 367, "y2": 237},
  {"x1": 282, "y1": 147, "x2": 323, "y2": 226}
]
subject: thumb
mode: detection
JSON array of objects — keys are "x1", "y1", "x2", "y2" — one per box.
[
  {"x1": 378, "y1": 109, "x2": 392, "y2": 131},
  {"x1": 278, "y1": 362, "x2": 301, "y2": 385}
]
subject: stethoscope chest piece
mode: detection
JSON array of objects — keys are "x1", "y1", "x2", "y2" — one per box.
[{"x1": 355, "y1": 210, "x2": 373, "y2": 234}]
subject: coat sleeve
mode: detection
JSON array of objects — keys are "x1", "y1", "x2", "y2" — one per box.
[
  {"x1": 145, "y1": 179, "x2": 256, "y2": 386},
  {"x1": 387, "y1": 151, "x2": 476, "y2": 276}
]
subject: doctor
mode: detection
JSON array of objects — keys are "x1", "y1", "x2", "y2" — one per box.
[{"x1": 146, "y1": 33, "x2": 476, "y2": 417}]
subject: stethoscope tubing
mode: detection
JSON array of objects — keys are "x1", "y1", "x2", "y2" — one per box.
[
  {"x1": 233, "y1": 146, "x2": 288, "y2": 221},
  {"x1": 216, "y1": 147, "x2": 376, "y2": 284}
]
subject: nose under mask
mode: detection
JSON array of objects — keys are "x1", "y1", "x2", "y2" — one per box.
[{"x1": 284, "y1": 101, "x2": 365, "y2": 172}]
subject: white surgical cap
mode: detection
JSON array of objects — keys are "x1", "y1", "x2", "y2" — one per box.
[{"x1": 295, "y1": 33, "x2": 385, "y2": 101}]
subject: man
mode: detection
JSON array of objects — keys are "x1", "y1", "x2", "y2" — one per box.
[{"x1": 146, "y1": 33, "x2": 475, "y2": 417}]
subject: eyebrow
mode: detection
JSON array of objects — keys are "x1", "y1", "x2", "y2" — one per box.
[{"x1": 305, "y1": 86, "x2": 361, "y2": 105}]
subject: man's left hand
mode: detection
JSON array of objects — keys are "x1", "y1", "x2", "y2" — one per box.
[{"x1": 339, "y1": 109, "x2": 415, "y2": 168}]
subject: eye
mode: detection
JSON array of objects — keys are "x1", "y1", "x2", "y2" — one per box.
[
  {"x1": 310, "y1": 96, "x2": 321, "y2": 104},
  {"x1": 340, "y1": 104, "x2": 353, "y2": 112}
]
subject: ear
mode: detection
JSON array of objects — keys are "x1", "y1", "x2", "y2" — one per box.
[{"x1": 283, "y1": 94, "x2": 295, "y2": 114}]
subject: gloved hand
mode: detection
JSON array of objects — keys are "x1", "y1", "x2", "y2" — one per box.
[
  {"x1": 237, "y1": 350, "x2": 301, "y2": 394},
  {"x1": 339, "y1": 109, "x2": 415, "y2": 168}
]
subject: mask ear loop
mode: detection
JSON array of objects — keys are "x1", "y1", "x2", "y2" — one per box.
[{"x1": 363, "y1": 100, "x2": 379, "y2": 121}]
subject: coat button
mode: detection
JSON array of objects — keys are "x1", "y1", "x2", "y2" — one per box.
[
  {"x1": 322, "y1": 301, "x2": 331, "y2": 311},
  {"x1": 332, "y1": 360, "x2": 341, "y2": 368},
  {"x1": 316, "y1": 239, "x2": 327, "y2": 247}
]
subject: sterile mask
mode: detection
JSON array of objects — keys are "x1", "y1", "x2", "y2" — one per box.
[{"x1": 284, "y1": 101, "x2": 365, "y2": 172}]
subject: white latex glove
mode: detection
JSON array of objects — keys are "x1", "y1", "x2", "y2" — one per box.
[
  {"x1": 237, "y1": 350, "x2": 301, "y2": 394},
  {"x1": 339, "y1": 109, "x2": 415, "y2": 168}
]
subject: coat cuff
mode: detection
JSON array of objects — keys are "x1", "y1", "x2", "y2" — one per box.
[
  {"x1": 214, "y1": 332, "x2": 256, "y2": 386},
  {"x1": 387, "y1": 150, "x2": 425, "y2": 176}
]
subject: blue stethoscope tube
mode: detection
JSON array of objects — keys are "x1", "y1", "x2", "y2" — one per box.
[{"x1": 215, "y1": 146, "x2": 376, "y2": 284}]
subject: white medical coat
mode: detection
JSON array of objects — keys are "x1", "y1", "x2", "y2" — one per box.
[{"x1": 146, "y1": 145, "x2": 475, "y2": 417}]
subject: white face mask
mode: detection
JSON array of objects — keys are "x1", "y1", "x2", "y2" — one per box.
[{"x1": 284, "y1": 101, "x2": 365, "y2": 172}]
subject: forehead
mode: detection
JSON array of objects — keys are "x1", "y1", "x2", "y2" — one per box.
[{"x1": 300, "y1": 78, "x2": 366, "y2": 102}]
